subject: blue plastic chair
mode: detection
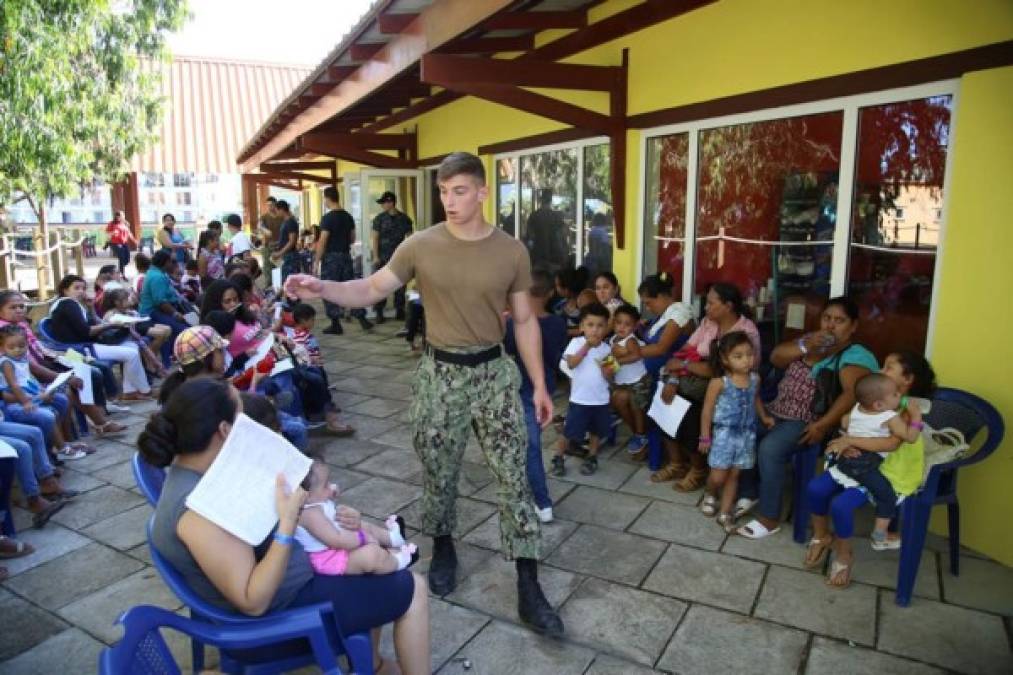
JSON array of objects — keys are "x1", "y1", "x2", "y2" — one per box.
[
  {"x1": 36, "y1": 316, "x2": 98, "y2": 358},
  {"x1": 894, "y1": 387, "x2": 1004, "y2": 606},
  {"x1": 791, "y1": 443, "x2": 823, "y2": 543},
  {"x1": 133, "y1": 456, "x2": 373, "y2": 674},
  {"x1": 99, "y1": 604, "x2": 345, "y2": 675}
]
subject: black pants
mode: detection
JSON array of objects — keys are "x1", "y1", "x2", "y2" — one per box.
[
  {"x1": 405, "y1": 301, "x2": 425, "y2": 343},
  {"x1": 373, "y1": 257, "x2": 405, "y2": 316},
  {"x1": 320, "y1": 251, "x2": 365, "y2": 322},
  {"x1": 110, "y1": 243, "x2": 130, "y2": 273}
]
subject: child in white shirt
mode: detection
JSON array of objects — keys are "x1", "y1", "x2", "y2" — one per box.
[
  {"x1": 607, "y1": 303, "x2": 652, "y2": 457},
  {"x1": 552, "y1": 302, "x2": 612, "y2": 477}
]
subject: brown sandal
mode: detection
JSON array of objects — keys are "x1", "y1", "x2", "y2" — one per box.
[
  {"x1": 673, "y1": 467, "x2": 707, "y2": 492},
  {"x1": 804, "y1": 536, "x2": 834, "y2": 570},
  {"x1": 650, "y1": 461, "x2": 688, "y2": 483}
]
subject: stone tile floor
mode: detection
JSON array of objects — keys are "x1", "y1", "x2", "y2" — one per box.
[{"x1": 2, "y1": 318, "x2": 1012, "y2": 674}]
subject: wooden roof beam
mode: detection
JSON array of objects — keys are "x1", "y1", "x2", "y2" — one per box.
[
  {"x1": 349, "y1": 42, "x2": 386, "y2": 62},
  {"x1": 245, "y1": 174, "x2": 301, "y2": 190},
  {"x1": 299, "y1": 135, "x2": 414, "y2": 169},
  {"x1": 483, "y1": 10, "x2": 586, "y2": 30},
  {"x1": 327, "y1": 65, "x2": 358, "y2": 80},
  {"x1": 262, "y1": 170, "x2": 335, "y2": 185},
  {"x1": 440, "y1": 35, "x2": 533, "y2": 54},
  {"x1": 377, "y1": 13, "x2": 418, "y2": 34},
  {"x1": 421, "y1": 53, "x2": 621, "y2": 91},
  {"x1": 260, "y1": 160, "x2": 335, "y2": 172},
  {"x1": 301, "y1": 131, "x2": 416, "y2": 150}
]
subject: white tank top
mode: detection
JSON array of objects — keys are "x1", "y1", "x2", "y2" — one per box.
[
  {"x1": 847, "y1": 405, "x2": 899, "y2": 459},
  {"x1": 611, "y1": 335, "x2": 648, "y2": 385},
  {"x1": 294, "y1": 500, "x2": 341, "y2": 553}
]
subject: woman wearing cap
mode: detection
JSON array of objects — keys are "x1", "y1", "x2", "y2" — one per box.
[{"x1": 162, "y1": 326, "x2": 309, "y2": 452}]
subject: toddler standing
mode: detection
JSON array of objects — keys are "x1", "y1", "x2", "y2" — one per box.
[
  {"x1": 552, "y1": 302, "x2": 612, "y2": 477},
  {"x1": 698, "y1": 331, "x2": 774, "y2": 531},
  {"x1": 607, "y1": 304, "x2": 652, "y2": 457}
]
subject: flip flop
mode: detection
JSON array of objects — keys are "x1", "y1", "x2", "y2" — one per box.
[
  {"x1": 826, "y1": 559, "x2": 852, "y2": 589},
  {"x1": 736, "y1": 518, "x2": 781, "y2": 539},
  {"x1": 0, "y1": 536, "x2": 35, "y2": 559},
  {"x1": 323, "y1": 424, "x2": 355, "y2": 437},
  {"x1": 69, "y1": 442, "x2": 97, "y2": 455},
  {"x1": 32, "y1": 500, "x2": 67, "y2": 529},
  {"x1": 803, "y1": 536, "x2": 834, "y2": 569}
]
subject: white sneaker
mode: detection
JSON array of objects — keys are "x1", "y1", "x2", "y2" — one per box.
[
  {"x1": 536, "y1": 507, "x2": 554, "y2": 523},
  {"x1": 106, "y1": 402, "x2": 131, "y2": 414},
  {"x1": 734, "y1": 498, "x2": 758, "y2": 519}
]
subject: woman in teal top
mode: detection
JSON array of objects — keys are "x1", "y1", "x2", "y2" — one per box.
[{"x1": 737, "y1": 297, "x2": 879, "y2": 539}]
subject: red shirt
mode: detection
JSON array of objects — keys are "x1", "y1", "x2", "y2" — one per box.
[{"x1": 106, "y1": 221, "x2": 132, "y2": 245}]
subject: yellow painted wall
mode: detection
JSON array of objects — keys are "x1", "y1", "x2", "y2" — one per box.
[
  {"x1": 928, "y1": 65, "x2": 1013, "y2": 565},
  {"x1": 349, "y1": 0, "x2": 1013, "y2": 560}
]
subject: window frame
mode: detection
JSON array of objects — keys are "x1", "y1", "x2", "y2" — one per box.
[{"x1": 636, "y1": 79, "x2": 959, "y2": 357}]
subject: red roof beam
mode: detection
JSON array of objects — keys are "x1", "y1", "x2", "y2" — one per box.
[
  {"x1": 349, "y1": 42, "x2": 386, "y2": 62},
  {"x1": 440, "y1": 35, "x2": 534, "y2": 54},
  {"x1": 421, "y1": 53, "x2": 621, "y2": 91},
  {"x1": 377, "y1": 13, "x2": 418, "y2": 34},
  {"x1": 483, "y1": 10, "x2": 586, "y2": 30}
]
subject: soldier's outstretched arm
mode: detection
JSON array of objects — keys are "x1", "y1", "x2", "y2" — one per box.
[{"x1": 284, "y1": 267, "x2": 403, "y2": 309}]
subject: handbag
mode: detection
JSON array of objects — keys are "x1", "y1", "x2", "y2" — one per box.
[
  {"x1": 810, "y1": 346, "x2": 849, "y2": 418},
  {"x1": 94, "y1": 325, "x2": 130, "y2": 345},
  {"x1": 677, "y1": 373, "x2": 711, "y2": 402}
]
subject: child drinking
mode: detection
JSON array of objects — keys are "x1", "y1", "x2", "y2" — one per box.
[
  {"x1": 552, "y1": 302, "x2": 612, "y2": 477},
  {"x1": 0, "y1": 325, "x2": 85, "y2": 461},
  {"x1": 100, "y1": 288, "x2": 169, "y2": 377},
  {"x1": 608, "y1": 304, "x2": 652, "y2": 457},
  {"x1": 295, "y1": 460, "x2": 417, "y2": 576},
  {"x1": 826, "y1": 371, "x2": 921, "y2": 549},
  {"x1": 698, "y1": 331, "x2": 774, "y2": 531},
  {"x1": 180, "y1": 260, "x2": 202, "y2": 303}
]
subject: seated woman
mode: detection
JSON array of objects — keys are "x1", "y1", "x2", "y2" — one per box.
[
  {"x1": 140, "y1": 378, "x2": 429, "y2": 674},
  {"x1": 0, "y1": 414, "x2": 73, "y2": 525},
  {"x1": 0, "y1": 291, "x2": 127, "y2": 434},
  {"x1": 736, "y1": 296, "x2": 879, "y2": 539},
  {"x1": 48, "y1": 275, "x2": 152, "y2": 402},
  {"x1": 803, "y1": 351, "x2": 936, "y2": 587},
  {"x1": 139, "y1": 250, "x2": 191, "y2": 350},
  {"x1": 654, "y1": 282, "x2": 761, "y2": 492},
  {"x1": 100, "y1": 288, "x2": 170, "y2": 377}
]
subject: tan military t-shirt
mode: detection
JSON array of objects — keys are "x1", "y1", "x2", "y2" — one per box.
[{"x1": 386, "y1": 223, "x2": 532, "y2": 348}]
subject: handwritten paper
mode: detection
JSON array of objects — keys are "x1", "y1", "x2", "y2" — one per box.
[
  {"x1": 44, "y1": 371, "x2": 73, "y2": 396},
  {"x1": 184, "y1": 413, "x2": 312, "y2": 546},
  {"x1": 647, "y1": 382, "x2": 692, "y2": 438}
]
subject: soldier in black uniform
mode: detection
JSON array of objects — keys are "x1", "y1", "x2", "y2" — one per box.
[{"x1": 371, "y1": 191, "x2": 414, "y2": 323}]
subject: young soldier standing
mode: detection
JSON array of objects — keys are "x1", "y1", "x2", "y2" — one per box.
[
  {"x1": 371, "y1": 191, "x2": 413, "y2": 323},
  {"x1": 286, "y1": 152, "x2": 563, "y2": 636}
]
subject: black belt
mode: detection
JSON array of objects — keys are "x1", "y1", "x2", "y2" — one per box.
[{"x1": 427, "y1": 345, "x2": 502, "y2": 367}]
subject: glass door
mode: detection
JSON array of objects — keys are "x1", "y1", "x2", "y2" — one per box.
[{"x1": 358, "y1": 169, "x2": 424, "y2": 278}]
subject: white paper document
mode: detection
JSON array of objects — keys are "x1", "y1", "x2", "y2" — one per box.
[
  {"x1": 272, "y1": 268, "x2": 282, "y2": 291},
  {"x1": 106, "y1": 313, "x2": 147, "y2": 325},
  {"x1": 57, "y1": 348, "x2": 86, "y2": 368},
  {"x1": 270, "y1": 358, "x2": 295, "y2": 376},
  {"x1": 647, "y1": 382, "x2": 692, "y2": 438},
  {"x1": 72, "y1": 363, "x2": 94, "y2": 405},
  {"x1": 246, "y1": 333, "x2": 275, "y2": 371},
  {"x1": 44, "y1": 370, "x2": 73, "y2": 395},
  {"x1": 183, "y1": 312, "x2": 200, "y2": 327},
  {"x1": 185, "y1": 413, "x2": 312, "y2": 546}
]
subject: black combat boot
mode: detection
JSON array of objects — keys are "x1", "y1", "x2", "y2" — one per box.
[
  {"x1": 516, "y1": 558, "x2": 564, "y2": 637},
  {"x1": 428, "y1": 535, "x2": 458, "y2": 595},
  {"x1": 358, "y1": 316, "x2": 374, "y2": 331},
  {"x1": 322, "y1": 320, "x2": 343, "y2": 335}
]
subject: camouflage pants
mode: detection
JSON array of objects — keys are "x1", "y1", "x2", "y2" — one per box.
[
  {"x1": 410, "y1": 351, "x2": 541, "y2": 560},
  {"x1": 320, "y1": 251, "x2": 364, "y2": 321}
]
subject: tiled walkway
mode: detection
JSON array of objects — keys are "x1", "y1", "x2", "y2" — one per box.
[{"x1": 2, "y1": 319, "x2": 1012, "y2": 674}]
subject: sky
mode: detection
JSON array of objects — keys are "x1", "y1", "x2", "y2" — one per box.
[{"x1": 166, "y1": 0, "x2": 374, "y2": 66}]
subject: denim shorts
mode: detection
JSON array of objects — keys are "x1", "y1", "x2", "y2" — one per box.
[{"x1": 563, "y1": 403, "x2": 611, "y2": 442}]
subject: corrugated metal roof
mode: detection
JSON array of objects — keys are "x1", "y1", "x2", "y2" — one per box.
[{"x1": 133, "y1": 56, "x2": 311, "y2": 175}]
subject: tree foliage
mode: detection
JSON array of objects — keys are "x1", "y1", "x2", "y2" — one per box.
[{"x1": 0, "y1": 0, "x2": 188, "y2": 217}]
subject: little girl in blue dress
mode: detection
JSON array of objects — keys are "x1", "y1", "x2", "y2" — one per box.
[{"x1": 698, "y1": 331, "x2": 774, "y2": 531}]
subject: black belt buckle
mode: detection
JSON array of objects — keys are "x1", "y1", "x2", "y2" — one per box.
[{"x1": 428, "y1": 345, "x2": 502, "y2": 367}]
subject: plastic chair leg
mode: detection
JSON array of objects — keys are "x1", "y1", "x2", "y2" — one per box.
[
  {"x1": 647, "y1": 425, "x2": 663, "y2": 472},
  {"x1": 947, "y1": 501, "x2": 961, "y2": 576},
  {"x1": 74, "y1": 408, "x2": 90, "y2": 438},
  {"x1": 344, "y1": 632, "x2": 373, "y2": 675},
  {"x1": 791, "y1": 447, "x2": 818, "y2": 544},
  {"x1": 896, "y1": 499, "x2": 930, "y2": 607},
  {"x1": 606, "y1": 414, "x2": 619, "y2": 447}
]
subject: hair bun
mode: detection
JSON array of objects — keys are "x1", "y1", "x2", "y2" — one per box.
[{"x1": 137, "y1": 413, "x2": 178, "y2": 468}]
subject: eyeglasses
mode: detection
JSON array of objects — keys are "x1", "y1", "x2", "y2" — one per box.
[{"x1": 5, "y1": 304, "x2": 25, "y2": 309}]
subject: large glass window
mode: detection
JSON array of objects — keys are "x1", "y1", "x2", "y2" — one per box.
[
  {"x1": 496, "y1": 158, "x2": 518, "y2": 236},
  {"x1": 582, "y1": 143, "x2": 612, "y2": 276},
  {"x1": 847, "y1": 95, "x2": 953, "y2": 356},
  {"x1": 519, "y1": 147, "x2": 578, "y2": 274},
  {"x1": 644, "y1": 132, "x2": 689, "y2": 297}
]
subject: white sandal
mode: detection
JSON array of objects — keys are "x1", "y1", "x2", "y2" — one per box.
[
  {"x1": 734, "y1": 497, "x2": 758, "y2": 519},
  {"x1": 55, "y1": 446, "x2": 87, "y2": 461},
  {"x1": 736, "y1": 518, "x2": 781, "y2": 539},
  {"x1": 700, "y1": 495, "x2": 718, "y2": 517}
]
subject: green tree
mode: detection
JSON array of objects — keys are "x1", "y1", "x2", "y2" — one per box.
[{"x1": 0, "y1": 0, "x2": 187, "y2": 238}]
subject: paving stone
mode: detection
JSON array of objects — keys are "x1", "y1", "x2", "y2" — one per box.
[
  {"x1": 339, "y1": 476, "x2": 423, "y2": 518},
  {"x1": 878, "y1": 592, "x2": 1013, "y2": 674},
  {"x1": 69, "y1": 441, "x2": 137, "y2": 472},
  {"x1": 941, "y1": 556, "x2": 1013, "y2": 616},
  {"x1": 0, "y1": 627, "x2": 106, "y2": 675},
  {"x1": 330, "y1": 390, "x2": 371, "y2": 409},
  {"x1": 551, "y1": 455, "x2": 638, "y2": 490},
  {"x1": 553, "y1": 485, "x2": 650, "y2": 530},
  {"x1": 1, "y1": 523, "x2": 92, "y2": 576},
  {"x1": 50, "y1": 484, "x2": 146, "y2": 530},
  {"x1": 722, "y1": 523, "x2": 814, "y2": 570},
  {"x1": 438, "y1": 619, "x2": 595, "y2": 675},
  {"x1": 805, "y1": 636, "x2": 946, "y2": 675},
  {"x1": 547, "y1": 524, "x2": 666, "y2": 586},
  {"x1": 3, "y1": 542, "x2": 144, "y2": 610},
  {"x1": 347, "y1": 396, "x2": 410, "y2": 419},
  {"x1": 642, "y1": 543, "x2": 765, "y2": 613},
  {"x1": 354, "y1": 447, "x2": 423, "y2": 480},
  {"x1": 56, "y1": 467, "x2": 108, "y2": 494},
  {"x1": 338, "y1": 413, "x2": 402, "y2": 441},
  {"x1": 90, "y1": 460, "x2": 138, "y2": 489},
  {"x1": 323, "y1": 465, "x2": 372, "y2": 492},
  {"x1": 658, "y1": 604, "x2": 807, "y2": 675},
  {"x1": 463, "y1": 512, "x2": 578, "y2": 560},
  {"x1": 400, "y1": 497, "x2": 496, "y2": 539},
  {"x1": 615, "y1": 466, "x2": 706, "y2": 505},
  {"x1": 449, "y1": 555, "x2": 582, "y2": 622},
  {"x1": 81, "y1": 504, "x2": 153, "y2": 550},
  {"x1": 58, "y1": 568, "x2": 182, "y2": 644},
  {"x1": 471, "y1": 475, "x2": 574, "y2": 506},
  {"x1": 628, "y1": 501, "x2": 728, "y2": 551},
  {"x1": 345, "y1": 364, "x2": 404, "y2": 380},
  {"x1": 754, "y1": 565, "x2": 877, "y2": 646},
  {"x1": 559, "y1": 577, "x2": 686, "y2": 666},
  {"x1": 126, "y1": 543, "x2": 153, "y2": 566},
  {"x1": 321, "y1": 438, "x2": 403, "y2": 467},
  {"x1": 0, "y1": 588, "x2": 69, "y2": 660},
  {"x1": 372, "y1": 424, "x2": 414, "y2": 450},
  {"x1": 847, "y1": 540, "x2": 939, "y2": 599},
  {"x1": 584, "y1": 654, "x2": 663, "y2": 674},
  {"x1": 379, "y1": 598, "x2": 489, "y2": 672},
  {"x1": 412, "y1": 538, "x2": 496, "y2": 587}
]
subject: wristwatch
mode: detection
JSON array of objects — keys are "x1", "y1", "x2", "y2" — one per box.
[{"x1": 797, "y1": 338, "x2": 809, "y2": 355}]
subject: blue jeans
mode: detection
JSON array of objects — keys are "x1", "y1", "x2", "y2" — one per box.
[
  {"x1": 149, "y1": 309, "x2": 189, "y2": 368},
  {"x1": 737, "y1": 417, "x2": 807, "y2": 521},
  {"x1": 521, "y1": 392, "x2": 551, "y2": 509},
  {"x1": 0, "y1": 421, "x2": 52, "y2": 497},
  {"x1": 1, "y1": 456, "x2": 15, "y2": 535},
  {"x1": 279, "y1": 411, "x2": 308, "y2": 452},
  {"x1": 4, "y1": 394, "x2": 69, "y2": 447},
  {"x1": 806, "y1": 471, "x2": 868, "y2": 539}
]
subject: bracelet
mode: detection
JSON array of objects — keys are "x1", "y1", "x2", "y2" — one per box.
[
  {"x1": 273, "y1": 532, "x2": 294, "y2": 546},
  {"x1": 356, "y1": 529, "x2": 367, "y2": 547},
  {"x1": 910, "y1": 421, "x2": 924, "y2": 431},
  {"x1": 797, "y1": 338, "x2": 809, "y2": 355}
]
